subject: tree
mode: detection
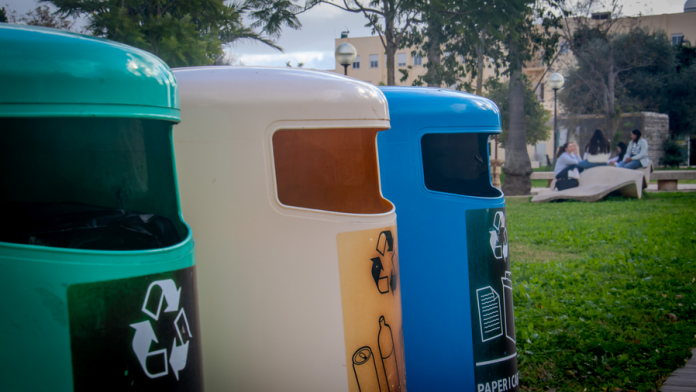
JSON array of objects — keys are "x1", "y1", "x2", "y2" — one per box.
[
  {"x1": 660, "y1": 138, "x2": 684, "y2": 168},
  {"x1": 213, "y1": 50, "x2": 243, "y2": 65},
  {"x1": 561, "y1": 17, "x2": 696, "y2": 139},
  {"x1": 660, "y1": 47, "x2": 696, "y2": 136},
  {"x1": 0, "y1": 7, "x2": 9, "y2": 23},
  {"x1": 500, "y1": 2, "x2": 562, "y2": 196},
  {"x1": 448, "y1": 2, "x2": 510, "y2": 95},
  {"x1": 47, "y1": 0, "x2": 284, "y2": 67},
  {"x1": 557, "y1": 0, "x2": 672, "y2": 140},
  {"x1": 484, "y1": 77, "x2": 551, "y2": 147},
  {"x1": 12, "y1": 5, "x2": 75, "y2": 30},
  {"x1": 401, "y1": 0, "x2": 512, "y2": 91},
  {"x1": 622, "y1": 43, "x2": 696, "y2": 137},
  {"x1": 248, "y1": 0, "x2": 420, "y2": 85}
]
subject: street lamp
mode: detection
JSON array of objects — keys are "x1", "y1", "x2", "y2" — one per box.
[
  {"x1": 548, "y1": 72, "x2": 565, "y2": 164},
  {"x1": 335, "y1": 43, "x2": 357, "y2": 76}
]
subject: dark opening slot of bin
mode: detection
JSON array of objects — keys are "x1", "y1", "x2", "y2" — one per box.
[
  {"x1": 0, "y1": 117, "x2": 187, "y2": 250},
  {"x1": 421, "y1": 133, "x2": 501, "y2": 198},
  {"x1": 0, "y1": 202, "x2": 181, "y2": 250}
]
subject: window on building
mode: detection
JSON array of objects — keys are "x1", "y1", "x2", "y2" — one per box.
[
  {"x1": 591, "y1": 12, "x2": 611, "y2": 20},
  {"x1": 537, "y1": 82, "x2": 545, "y2": 102},
  {"x1": 397, "y1": 53, "x2": 407, "y2": 67},
  {"x1": 413, "y1": 54, "x2": 422, "y2": 66},
  {"x1": 672, "y1": 34, "x2": 684, "y2": 46},
  {"x1": 370, "y1": 54, "x2": 378, "y2": 68},
  {"x1": 352, "y1": 55, "x2": 360, "y2": 69}
]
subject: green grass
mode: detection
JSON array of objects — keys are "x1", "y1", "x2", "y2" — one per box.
[
  {"x1": 506, "y1": 193, "x2": 696, "y2": 391},
  {"x1": 500, "y1": 171, "x2": 550, "y2": 188},
  {"x1": 650, "y1": 179, "x2": 696, "y2": 184}
]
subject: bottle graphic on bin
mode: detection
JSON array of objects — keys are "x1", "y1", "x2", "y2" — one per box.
[{"x1": 378, "y1": 316, "x2": 401, "y2": 392}]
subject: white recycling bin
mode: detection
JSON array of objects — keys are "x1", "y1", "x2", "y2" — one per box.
[{"x1": 173, "y1": 67, "x2": 406, "y2": 392}]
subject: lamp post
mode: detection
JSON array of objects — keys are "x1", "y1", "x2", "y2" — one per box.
[
  {"x1": 548, "y1": 72, "x2": 565, "y2": 165},
  {"x1": 335, "y1": 43, "x2": 357, "y2": 76}
]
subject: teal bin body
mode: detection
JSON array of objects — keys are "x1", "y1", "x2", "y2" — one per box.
[{"x1": 0, "y1": 25, "x2": 202, "y2": 391}]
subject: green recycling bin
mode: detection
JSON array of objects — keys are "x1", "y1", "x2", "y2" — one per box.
[{"x1": 0, "y1": 25, "x2": 202, "y2": 391}]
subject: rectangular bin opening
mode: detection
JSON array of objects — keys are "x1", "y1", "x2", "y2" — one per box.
[
  {"x1": 272, "y1": 128, "x2": 393, "y2": 214},
  {"x1": 0, "y1": 118, "x2": 188, "y2": 251},
  {"x1": 421, "y1": 132, "x2": 502, "y2": 198}
]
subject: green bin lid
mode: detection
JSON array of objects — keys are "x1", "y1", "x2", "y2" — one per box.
[{"x1": 0, "y1": 24, "x2": 180, "y2": 122}]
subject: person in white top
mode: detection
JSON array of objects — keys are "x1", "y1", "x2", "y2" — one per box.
[
  {"x1": 579, "y1": 129, "x2": 610, "y2": 169},
  {"x1": 554, "y1": 142, "x2": 584, "y2": 180}
]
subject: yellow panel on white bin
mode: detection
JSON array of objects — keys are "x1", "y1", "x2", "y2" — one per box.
[{"x1": 173, "y1": 67, "x2": 405, "y2": 392}]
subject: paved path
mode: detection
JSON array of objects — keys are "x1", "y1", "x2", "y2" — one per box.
[{"x1": 662, "y1": 348, "x2": 696, "y2": 392}]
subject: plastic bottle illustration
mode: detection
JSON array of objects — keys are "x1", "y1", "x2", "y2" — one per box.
[
  {"x1": 378, "y1": 316, "x2": 401, "y2": 392},
  {"x1": 353, "y1": 346, "x2": 381, "y2": 392}
]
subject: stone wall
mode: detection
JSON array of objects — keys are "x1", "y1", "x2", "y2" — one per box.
[
  {"x1": 559, "y1": 112, "x2": 669, "y2": 166},
  {"x1": 642, "y1": 112, "x2": 669, "y2": 166}
]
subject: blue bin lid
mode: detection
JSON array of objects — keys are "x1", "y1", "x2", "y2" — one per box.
[
  {"x1": 379, "y1": 87, "x2": 501, "y2": 129},
  {"x1": 0, "y1": 24, "x2": 179, "y2": 122}
]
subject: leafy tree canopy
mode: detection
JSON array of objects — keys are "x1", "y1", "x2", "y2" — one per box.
[
  {"x1": 46, "y1": 0, "x2": 284, "y2": 67},
  {"x1": 485, "y1": 76, "x2": 551, "y2": 147},
  {"x1": 1, "y1": 5, "x2": 75, "y2": 29},
  {"x1": 561, "y1": 27, "x2": 696, "y2": 136}
]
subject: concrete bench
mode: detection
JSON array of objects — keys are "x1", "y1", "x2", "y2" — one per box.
[
  {"x1": 531, "y1": 166, "x2": 646, "y2": 203},
  {"x1": 530, "y1": 165, "x2": 656, "y2": 188},
  {"x1": 652, "y1": 170, "x2": 696, "y2": 190},
  {"x1": 530, "y1": 171, "x2": 555, "y2": 187}
]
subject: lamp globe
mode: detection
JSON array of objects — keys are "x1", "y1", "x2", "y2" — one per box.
[
  {"x1": 548, "y1": 73, "x2": 565, "y2": 90},
  {"x1": 335, "y1": 43, "x2": 357, "y2": 66}
]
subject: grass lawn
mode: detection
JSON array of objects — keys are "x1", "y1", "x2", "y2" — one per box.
[
  {"x1": 650, "y1": 179, "x2": 696, "y2": 184},
  {"x1": 506, "y1": 193, "x2": 696, "y2": 391},
  {"x1": 500, "y1": 171, "x2": 550, "y2": 188}
]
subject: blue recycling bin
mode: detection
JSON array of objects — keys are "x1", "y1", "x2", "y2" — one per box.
[{"x1": 377, "y1": 87, "x2": 518, "y2": 392}]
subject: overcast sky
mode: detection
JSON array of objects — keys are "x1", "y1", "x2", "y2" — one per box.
[{"x1": 3, "y1": 0, "x2": 688, "y2": 69}]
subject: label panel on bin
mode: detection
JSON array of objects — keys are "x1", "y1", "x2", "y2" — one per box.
[
  {"x1": 466, "y1": 208, "x2": 519, "y2": 392},
  {"x1": 67, "y1": 266, "x2": 203, "y2": 391},
  {"x1": 337, "y1": 226, "x2": 406, "y2": 392}
]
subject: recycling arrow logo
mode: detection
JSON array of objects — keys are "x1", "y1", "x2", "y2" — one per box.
[
  {"x1": 130, "y1": 279, "x2": 192, "y2": 380},
  {"x1": 489, "y1": 211, "x2": 509, "y2": 260}
]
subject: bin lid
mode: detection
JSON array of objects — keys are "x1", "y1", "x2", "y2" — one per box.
[
  {"x1": 379, "y1": 87, "x2": 500, "y2": 129},
  {"x1": 173, "y1": 66, "x2": 389, "y2": 132},
  {"x1": 0, "y1": 24, "x2": 179, "y2": 122}
]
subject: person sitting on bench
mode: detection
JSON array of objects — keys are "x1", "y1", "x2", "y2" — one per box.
[
  {"x1": 555, "y1": 142, "x2": 584, "y2": 180},
  {"x1": 579, "y1": 129, "x2": 610, "y2": 169},
  {"x1": 614, "y1": 129, "x2": 649, "y2": 170},
  {"x1": 607, "y1": 141, "x2": 627, "y2": 166}
]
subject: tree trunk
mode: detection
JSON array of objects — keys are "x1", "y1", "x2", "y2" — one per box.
[
  {"x1": 425, "y1": 17, "x2": 442, "y2": 87},
  {"x1": 605, "y1": 49, "x2": 616, "y2": 140},
  {"x1": 502, "y1": 69, "x2": 533, "y2": 196},
  {"x1": 385, "y1": 18, "x2": 396, "y2": 86},
  {"x1": 475, "y1": 29, "x2": 486, "y2": 96}
]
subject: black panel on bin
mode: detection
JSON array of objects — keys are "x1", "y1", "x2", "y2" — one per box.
[{"x1": 421, "y1": 133, "x2": 500, "y2": 197}]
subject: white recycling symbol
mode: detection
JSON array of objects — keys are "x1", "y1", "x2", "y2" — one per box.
[
  {"x1": 489, "y1": 211, "x2": 509, "y2": 260},
  {"x1": 130, "y1": 279, "x2": 192, "y2": 380}
]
